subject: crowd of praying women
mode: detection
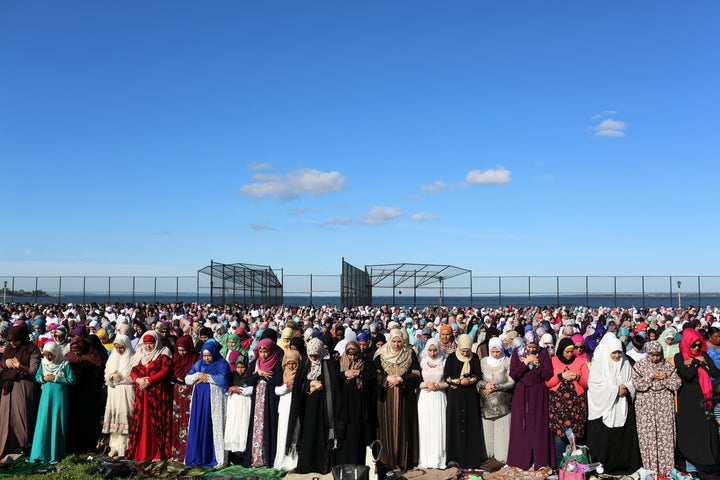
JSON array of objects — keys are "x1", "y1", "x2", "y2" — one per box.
[{"x1": 0, "y1": 302, "x2": 719, "y2": 477}]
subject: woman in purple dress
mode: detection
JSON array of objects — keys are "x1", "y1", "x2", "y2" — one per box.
[{"x1": 506, "y1": 330, "x2": 555, "y2": 470}]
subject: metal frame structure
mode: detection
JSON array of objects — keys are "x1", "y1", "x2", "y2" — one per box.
[
  {"x1": 340, "y1": 258, "x2": 372, "y2": 307},
  {"x1": 197, "y1": 260, "x2": 282, "y2": 306},
  {"x1": 365, "y1": 263, "x2": 472, "y2": 306}
]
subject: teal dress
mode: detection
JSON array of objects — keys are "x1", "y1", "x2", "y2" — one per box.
[{"x1": 28, "y1": 360, "x2": 76, "y2": 463}]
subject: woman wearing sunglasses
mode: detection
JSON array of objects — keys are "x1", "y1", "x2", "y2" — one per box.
[{"x1": 674, "y1": 328, "x2": 720, "y2": 474}]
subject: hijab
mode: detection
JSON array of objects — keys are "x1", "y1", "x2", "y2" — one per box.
[
  {"x1": 588, "y1": 332, "x2": 633, "y2": 428},
  {"x1": 65, "y1": 335, "x2": 102, "y2": 367},
  {"x1": 41, "y1": 340, "x2": 66, "y2": 374},
  {"x1": 173, "y1": 334, "x2": 198, "y2": 381},
  {"x1": 486, "y1": 337, "x2": 506, "y2": 368},
  {"x1": 187, "y1": 339, "x2": 231, "y2": 393},
  {"x1": 420, "y1": 338, "x2": 445, "y2": 370},
  {"x1": 571, "y1": 333, "x2": 590, "y2": 361},
  {"x1": 306, "y1": 337, "x2": 327, "y2": 381},
  {"x1": 132, "y1": 330, "x2": 171, "y2": 367},
  {"x1": 105, "y1": 334, "x2": 134, "y2": 377},
  {"x1": 278, "y1": 328, "x2": 294, "y2": 351},
  {"x1": 679, "y1": 328, "x2": 713, "y2": 400},
  {"x1": 557, "y1": 337, "x2": 576, "y2": 366},
  {"x1": 454, "y1": 334, "x2": 473, "y2": 377},
  {"x1": 1, "y1": 324, "x2": 36, "y2": 395},
  {"x1": 282, "y1": 349, "x2": 302, "y2": 386},
  {"x1": 339, "y1": 340, "x2": 364, "y2": 373},
  {"x1": 253, "y1": 338, "x2": 278, "y2": 373}
]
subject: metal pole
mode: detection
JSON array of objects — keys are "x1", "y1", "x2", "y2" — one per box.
[
  {"x1": 107, "y1": 277, "x2": 111, "y2": 304},
  {"x1": 2, "y1": 281, "x2": 6, "y2": 304},
  {"x1": 642, "y1": 276, "x2": 645, "y2": 309},
  {"x1": 698, "y1": 276, "x2": 701, "y2": 306},
  {"x1": 498, "y1": 277, "x2": 502, "y2": 308},
  {"x1": 527, "y1": 276, "x2": 531, "y2": 305},
  {"x1": 309, "y1": 274, "x2": 313, "y2": 306},
  {"x1": 669, "y1": 277, "x2": 673, "y2": 308},
  {"x1": 585, "y1": 276, "x2": 589, "y2": 308},
  {"x1": 82, "y1": 277, "x2": 86, "y2": 304},
  {"x1": 35, "y1": 276, "x2": 39, "y2": 303},
  {"x1": 59, "y1": 276, "x2": 62, "y2": 304},
  {"x1": 154, "y1": 277, "x2": 157, "y2": 305},
  {"x1": 614, "y1": 276, "x2": 617, "y2": 308},
  {"x1": 556, "y1": 276, "x2": 560, "y2": 307}
]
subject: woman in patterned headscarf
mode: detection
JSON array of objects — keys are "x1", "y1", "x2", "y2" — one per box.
[
  {"x1": 632, "y1": 340, "x2": 681, "y2": 476},
  {"x1": 287, "y1": 338, "x2": 341, "y2": 474},
  {"x1": 373, "y1": 329, "x2": 421, "y2": 471},
  {"x1": 479, "y1": 337, "x2": 514, "y2": 463}
]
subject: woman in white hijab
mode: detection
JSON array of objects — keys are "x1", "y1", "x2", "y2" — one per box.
[
  {"x1": 417, "y1": 338, "x2": 448, "y2": 468},
  {"x1": 586, "y1": 332, "x2": 642, "y2": 474},
  {"x1": 478, "y1": 337, "x2": 514, "y2": 463},
  {"x1": 102, "y1": 334, "x2": 135, "y2": 458}
]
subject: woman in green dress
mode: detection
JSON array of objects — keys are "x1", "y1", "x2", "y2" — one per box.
[{"x1": 28, "y1": 341, "x2": 76, "y2": 463}]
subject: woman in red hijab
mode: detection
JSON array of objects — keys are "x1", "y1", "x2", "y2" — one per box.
[
  {"x1": 674, "y1": 327, "x2": 720, "y2": 472},
  {"x1": 171, "y1": 334, "x2": 198, "y2": 462}
]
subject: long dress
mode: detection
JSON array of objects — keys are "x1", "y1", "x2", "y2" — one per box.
[
  {"x1": 272, "y1": 383, "x2": 298, "y2": 470},
  {"x1": 674, "y1": 351, "x2": 720, "y2": 467},
  {"x1": 101, "y1": 335, "x2": 134, "y2": 458},
  {"x1": 506, "y1": 348, "x2": 555, "y2": 470},
  {"x1": 478, "y1": 356, "x2": 514, "y2": 463},
  {"x1": 444, "y1": 352, "x2": 486, "y2": 468},
  {"x1": 632, "y1": 354, "x2": 681, "y2": 476},
  {"x1": 287, "y1": 356, "x2": 341, "y2": 474},
  {"x1": 242, "y1": 358, "x2": 283, "y2": 467},
  {"x1": 127, "y1": 353, "x2": 173, "y2": 461},
  {"x1": 28, "y1": 358, "x2": 75, "y2": 463},
  {"x1": 417, "y1": 353, "x2": 447, "y2": 469},
  {"x1": 64, "y1": 337, "x2": 105, "y2": 454},
  {"x1": 586, "y1": 333, "x2": 642, "y2": 475},
  {"x1": 373, "y1": 344, "x2": 421, "y2": 471},
  {"x1": 170, "y1": 335, "x2": 198, "y2": 462},
  {"x1": 224, "y1": 371, "x2": 253, "y2": 462},
  {"x1": 184, "y1": 340, "x2": 231, "y2": 467},
  {"x1": 0, "y1": 326, "x2": 41, "y2": 457},
  {"x1": 335, "y1": 359, "x2": 376, "y2": 466}
]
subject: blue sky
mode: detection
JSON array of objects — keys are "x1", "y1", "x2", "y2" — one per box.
[{"x1": 1, "y1": 1, "x2": 718, "y2": 278}]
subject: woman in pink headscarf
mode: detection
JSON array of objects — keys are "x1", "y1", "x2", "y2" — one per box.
[
  {"x1": 674, "y1": 328, "x2": 720, "y2": 471},
  {"x1": 243, "y1": 338, "x2": 283, "y2": 467}
]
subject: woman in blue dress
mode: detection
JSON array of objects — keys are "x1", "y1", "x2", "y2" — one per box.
[
  {"x1": 184, "y1": 339, "x2": 231, "y2": 467},
  {"x1": 28, "y1": 341, "x2": 76, "y2": 463}
]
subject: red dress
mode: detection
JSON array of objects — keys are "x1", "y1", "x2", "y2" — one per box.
[{"x1": 127, "y1": 354, "x2": 173, "y2": 461}]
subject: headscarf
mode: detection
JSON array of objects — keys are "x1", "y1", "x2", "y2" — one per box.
[
  {"x1": 289, "y1": 337, "x2": 307, "y2": 357},
  {"x1": 556, "y1": 337, "x2": 576, "y2": 365},
  {"x1": 41, "y1": 340, "x2": 66, "y2": 372},
  {"x1": 1, "y1": 324, "x2": 38, "y2": 395},
  {"x1": 377, "y1": 328, "x2": 413, "y2": 377},
  {"x1": 486, "y1": 337, "x2": 506, "y2": 368},
  {"x1": 65, "y1": 335, "x2": 102, "y2": 367},
  {"x1": 454, "y1": 334, "x2": 473, "y2": 377},
  {"x1": 132, "y1": 330, "x2": 171, "y2": 367},
  {"x1": 74, "y1": 323, "x2": 88, "y2": 338},
  {"x1": 571, "y1": 333, "x2": 590, "y2": 361},
  {"x1": 253, "y1": 338, "x2": 278, "y2": 373},
  {"x1": 278, "y1": 328, "x2": 294, "y2": 351},
  {"x1": 306, "y1": 337, "x2": 327, "y2": 381},
  {"x1": 105, "y1": 334, "x2": 134, "y2": 380},
  {"x1": 335, "y1": 328, "x2": 358, "y2": 356},
  {"x1": 679, "y1": 328, "x2": 713, "y2": 400},
  {"x1": 235, "y1": 327, "x2": 254, "y2": 351},
  {"x1": 339, "y1": 340, "x2": 364, "y2": 373},
  {"x1": 661, "y1": 326, "x2": 680, "y2": 359},
  {"x1": 97, "y1": 328, "x2": 113, "y2": 350},
  {"x1": 282, "y1": 349, "x2": 302, "y2": 386},
  {"x1": 420, "y1": 338, "x2": 445, "y2": 370},
  {"x1": 187, "y1": 339, "x2": 231, "y2": 392},
  {"x1": 588, "y1": 332, "x2": 633, "y2": 428},
  {"x1": 173, "y1": 334, "x2": 198, "y2": 381}
]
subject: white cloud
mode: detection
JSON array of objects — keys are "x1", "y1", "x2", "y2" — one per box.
[
  {"x1": 591, "y1": 110, "x2": 617, "y2": 120},
  {"x1": 247, "y1": 162, "x2": 273, "y2": 171},
  {"x1": 250, "y1": 223, "x2": 274, "y2": 231},
  {"x1": 420, "y1": 181, "x2": 448, "y2": 194},
  {"x1": 325, "y1": 217, "x2": 353, "y2": 225},
  {"x1": 359, "y1": 206, "x2": 404, "y2": 225},
  {"x1": 465, "y1": 168, "x2": 511, "y2": 185},
  {"x1": 593, "y1": 118, "x2": 627, "y2": 137},
  {"x1": 238, "y1": 168, "x2": 347, "y2": 200},
  {"x1": 411, "y1": 213, "x2": 438, "y2": 221}
]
